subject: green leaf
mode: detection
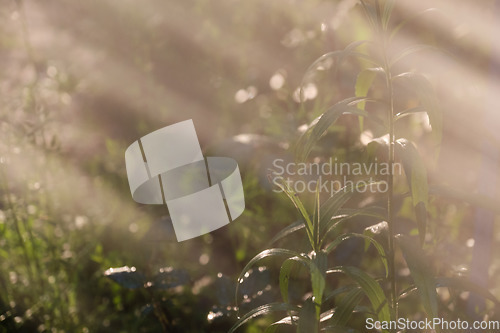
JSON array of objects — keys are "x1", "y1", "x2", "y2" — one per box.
[
  {"x1": 436, "y1": 277, "x2": 500, "y2": 305},
  {"x1": 274, "y1": 178, "x2": 315, "y2": 247},
  {"x1": 280, "y1": 257, "x2": 309, "y2": 304},
  {"x1": 390, "y1": 8, "x2": 446, "y2": 41},
  {"x1": 415, "y1": 201, "x2": 427, "y2": 245},
  {"x1": 296, "y1": 97, "x2": 370, "y2": 161},
  {"x1": 311, "y1": 251, "x2": 328, "y2": 315},
  {"x1": 390, "y1": 44, "x2": 443, "y2": 66},
  {"x1": 303, "y1": 41, "x2": 375, "y2": 82},
  {"x1": 393, "y1": 72, "x2": 443, "y2": 150},
  {"x1": 265, "y1": 316, "x2": 297, "y2": 333},
  {"x1": 355, "y1": 68, "x2": 384, "y2": 131},
  {"x1": 382, "y1": 0, "x2": 396, "y2": 30},
  {"x1": 236, "y1": 248, "x2": 302, "y2": 306},
  {"x1": 229, "y1": 303, "x2": 300, "y2": 333},
  {"x1": 151, "y1": 267, "x2": 189, "y2": 290},
  {"x1": 269, "y1": 220, "x2": 306, "y2": 245},
  {"x1": 278, "y1": 252, "x2": 326, "y2": 319},
  {"x1": 396, "y1": 235, "x2": 439, "y2": 332},
  {"x1": 298, "y1": 298, "x2": 318, "y2": 333},
  {"x1": 321, "y1": 326, "x2": 360, "y2": 333},
  {"x1": 313, "y1": 182, "x2": 321, "y2": 250},
  {"x1": 399, "y1": 278, "x2": 500, "y2": 306},
  {"x1": 395, "y1": 138, "x2": 428, "y2": 244},
  {"x1": 325, "y1": 233, "x2": 388, "y2": 277},
  {"x1": 394, "y1": 106, "x2": 427, "y2": 120},
  {"x1": 329, "y1": 288, "x2": 363, "y2": 327},
  {"x1": 104, "y1": 266, "x2": 146, "y2": 289},
  {"x1": 363, "y1": 221, "x2": 388, "y2": 252},
  {"x1": 327, "y1": 266, "x2": 391, "y2": 324},
  {"x1": 359, "y1": 1, "x2": 378, "y2": 33},
  {"x1": 319, "y1": 182, "x2": 386, "y2": 244}
]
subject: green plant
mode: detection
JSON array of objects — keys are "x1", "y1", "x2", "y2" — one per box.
[
  {"x1": 230, "y1": 1, "x2": 499, "y2": 332},
  {"x1": 104, "y1": 265, "x2": 190, "y2": 332}
]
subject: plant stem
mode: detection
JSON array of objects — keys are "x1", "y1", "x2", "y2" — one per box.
[
  {"x1": 386, "y1": 70, "x2": 397, "y2": 321},
  {"x1": 382, "y1": 34, "x2": 398, "y2": 326},
  {"x1": 375, "y1": 0, "x2": 398, "y2": 322}
]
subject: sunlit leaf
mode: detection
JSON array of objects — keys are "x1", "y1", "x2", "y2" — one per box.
[
  {"x1": 229, "y1": 303, "x2": 300, "y2": 333},
  {"x1": 436, "y1": 277, "x2": 500, "y2": 305},
  {"x1": 393, "y1": 72, "x2": 443, "y2": 150},
  {"x1": 311, "y1": 251, "x2": 328, "y2": 315},
  {"x1": 327, "y1": 266, "x2": 391, "y2": 324},
  {"x1": 298, "y1": 297, "x2": 318, "y2": 333},
  {"x1": 319, "y1": 181, "x2": 386, "y2": 243},
  {"x1": 303, "y1": 41, "x2": 375, "y2": 82},
  {"x1": 396, "y1": 235, "x2": 439, "y2": 332},
  {"x1": 313, "y1": 182, "x2": 321, "y2": 250},
  {"x1": 279, "y1": 257, "x2": 308, "y2": 304},
  {"x1": 236, "y1": 248, "x2": 303, "y2": 307},
  {"x1": 355, "y1": 68, "x2": 384, "y2": 131},
  {"x1": 382, "y1": 0, "x2": 396, "y2": 30},
  {"x1": 265, "y1": 315, "x2": 298, "y2": 333},
  {"x1": 296, "y1": 97, "x2": 370, "y2": 161},
  {"x1": 394, "y1": 106, "x2": 426, "y2": 121},
  {"x1": 269, "y1": 220, "x2": 306, "y2": 245},
  {"x1": 104, "y1": 266, "x2": 145, "y2": 289},
  {"x1": 363, "y1": 221, "x2": 388, "y2": 252},
  {"x1": 395, "y1": 138, "x2": 428, "y2": 244},
  {"x1": 325, "y1": 233, "x2": 388, "y2": 277},
  {"x1": 321, "y1": 326, "x2": 360, "y2": 333},
  {"x1": 329, "y1": 288, "x2": 363, "y2": 327},
  {"x1": 359, "y1": 0, "x2": 379, "y2": 33},
  {"x1": 390, "y1": 8, "x2": 446, "y2": 41},
  {"x1": 399, "y1": 278, "x2": 500, "y2": 306},
  {"x1": 274, "y1": 178, "x2": 314, "y2": 247},
  {"x1": 390, "y1": 44, "x2": 443, "y2": 66},
  {"x1": 152, "y1": 267, "x2": 189, "y2": 290}
]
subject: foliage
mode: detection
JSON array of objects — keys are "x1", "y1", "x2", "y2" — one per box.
[{"x1": 230, "y1": 1, "x2": 500, "y2": 332}]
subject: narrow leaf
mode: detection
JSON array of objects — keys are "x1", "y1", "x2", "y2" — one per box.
[
  {"x1": 329, "y1": 288, "x2": 363, "y2": 327},
  {"x1": 436, "y1": 277, "x2": 500, "y2": 305},
  {"x1": 229, "y1": 303, "x2": 300, "y2": 333},
  {"x1": 280, "y1": 257, "x2": 309, "y2": 304},
  {"x1": 327, "y1": 266, "x2": 391, "y2": 324},
  {"x1": 104, "y1": 266, "x2": 146, "y2": 289},
  {"x1": 395, "y1": 138, "x2": 428, "y2": 244},
  {"x1": 355, "y1": 68, "x2": 384, "y2": 131},
  {"x1": 274, "y1": 178, "x2": 315, "y2": 247},
  {"x1": 296, "y1": 98, "x2": 369, "y2": 161},
  {"x1": 269, "y1": 220, "x2": 306, "y2": 245},
  {"x1": 298, "y1": 298, "x2": 318, "y2": 333},
  {"x1": 394, "y1": 106, "x2": 426, "y2": 120},
  {"x1": 382, "y1": 0, "x2": 396, "y2": 30},
  {"x1": 152, "y1": 267, "x2": 189, "y2": 290},
  {"x1": 325, "y1": 233, "x2": 388, "y2": 277},
  {"x1": 236, "y1": 248, "x2": 302, "y2": 307},
  {"x1": 396, "y1": 235, "x2": 439, "y2": 332},
  {"x1": 390, "y1": 44, "x2": 443, "y2": 66},
  {"x1": 265, "y1": 316, "x2": 298, "y2": 333},
  {"x1": 393, "y1": 73, "x2": 443, "y2": 150}
]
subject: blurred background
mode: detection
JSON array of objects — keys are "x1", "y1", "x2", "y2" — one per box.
[{"x1": 0, "y1": 0, "x2": 499, "y2": 332}]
